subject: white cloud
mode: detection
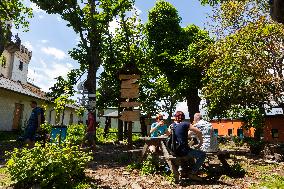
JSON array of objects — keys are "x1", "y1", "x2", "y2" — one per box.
[
  {"x1": 39, "y1": 40, "x2": 48, "y2": 44},
  {"x1": 28, "y1": 59, "x2": 74, "y2": 92},
  {"x1": 23, "y1": 41, "x2": 33, "y2": 51},
  {"x1": 38, "y1": 15, "x2": 44, "y2": 19},
  {"x1": 41, "y1": 47, "x2": 67, "y2": 60},
  {"x1": 30, "y1": 3, "x2": 44, "y2": 13}
]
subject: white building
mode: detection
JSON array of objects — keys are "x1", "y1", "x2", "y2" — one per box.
[{"x1": 0, "y1": 37, "x2": 79, "y2": 131}]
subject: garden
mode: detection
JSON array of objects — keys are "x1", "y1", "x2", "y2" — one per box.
[
  {"x1": 1, "y1": 129, "x2": 284, "y2": 188},
  {"x1": 1, "y1": 0, "x2": 284, "y2": 188}
]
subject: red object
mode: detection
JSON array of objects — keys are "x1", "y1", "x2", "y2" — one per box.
[{"x1": 87, "y1": 112, "x2": 95, "y2": 132}]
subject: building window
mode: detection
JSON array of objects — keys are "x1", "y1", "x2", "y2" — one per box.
[
  {"x1": 271, "y1": 129, "x2": 279, "y2": 138},
  {"x1": 214, "y1": 129, "x2": 218, "y2": 136},
  {"x1": 69, "y1": 113, "x2": 73, "y2": 125},
  {"x1": 237, "y1": 129, "x2": 243, "y2": 138},
  {"x1": 19, "y1": 61, "x2": 23, "y2": 71},
  {"x1": 228, "y1": 129, "x2": 233, "y2": 136}
]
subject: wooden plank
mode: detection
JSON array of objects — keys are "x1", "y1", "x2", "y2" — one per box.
[
  {"x1": 119, "y1": 110, "x2": 140, "y2": 121},
  {"x1": 120, "y1": 102, "x2": 141, "y2": 108},
  {"x1": 120, "y1": 88, "x2": 139, "y2": 98},
  {"x1": 119, "y1": 74, "x2": 140, "y2": 80},
  {"x1": 121, "y1": 79, "x2": 138, "y2": 89},
  {"x1": 160, "y1": 141, "x2": 179, "y2": 182}
]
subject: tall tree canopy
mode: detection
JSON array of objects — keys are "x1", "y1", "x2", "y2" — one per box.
[
  {"x1": 0, "y1": 0, "x2": 32, "y2": 55},
  {"x1": 31, "y1": 0, "x2": 135, "y2": 128},
  {"x1": 145, "y1": 0, "x2": 213, "y2": 121},
  {"x1": 201, "y1": 0, "x2": 284, "y2": 130}
]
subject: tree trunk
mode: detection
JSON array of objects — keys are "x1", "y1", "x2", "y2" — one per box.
[
  {"x1": 128, "y1": 121, "x2": 132, "y2": 149},
  {"x1": 140, "y1": 117, "x2": 147, "y2": 137},
  {"x1": 0, "y1": 24, "x2": 5, "y2": 55},
  {"x1": 186, "y1": 88, "x2": 201, "y2": 122}
]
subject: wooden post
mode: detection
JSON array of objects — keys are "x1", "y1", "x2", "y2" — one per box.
[{"x1": 119, "y1": 73, "x2": 140, "y2": 148}]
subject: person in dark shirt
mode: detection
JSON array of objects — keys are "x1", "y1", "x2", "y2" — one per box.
[
  {"x1": 24, "y1": 100, "x2": 42, "y2": 148},
  {"x1": 166, "y1": 111, "x2": 206, "y2": 178}
]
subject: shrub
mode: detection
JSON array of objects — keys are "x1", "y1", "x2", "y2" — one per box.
[
  {"x1": 6, "y1": 143, "x2": 92, "y2": 188},
  {"x1": 140, "y1": 155, "x2": 158, "y2": 175},
  {"x1": 66, "y1": 124, "x2": 86, "y2": 145},
  {"x1": 96, "y1": 128, "x2": 117, "y2": 144}
]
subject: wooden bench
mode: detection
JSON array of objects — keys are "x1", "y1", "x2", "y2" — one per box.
[{"x1": 139, "y1": 137, "x2": 246, "y2": 182}]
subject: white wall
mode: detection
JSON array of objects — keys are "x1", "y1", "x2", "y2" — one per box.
[
  {"x1": 10, "y1": 53, "x2": 28, "y2": 84},
  {"x1": 96, "y1": 109, "x2": 142, "y2": 133},
  {"x1": 0, "y1": 89, "x2": 80, "y2": 131}
]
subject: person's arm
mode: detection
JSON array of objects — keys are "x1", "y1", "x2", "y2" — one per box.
[
  {"x1": 149, "y1": 121, "x2": 164, "y2": 134},
  {"x1": 163, "y1": 126, "x2": 172, "y2": 136},
  {"x1": 189, "y1": 124, "x2": 203, "y2": 149},
  {"x1": 37, "y1": 111, "x2": 41, "y2": 132}
]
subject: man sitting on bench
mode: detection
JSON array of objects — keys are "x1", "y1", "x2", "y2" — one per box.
[
  {"x1": 166, "y1": 111, "x2": 206, "y2": 178},
  {"x1": 192, "y1": 113, "x2": 219, "y2": 152}
]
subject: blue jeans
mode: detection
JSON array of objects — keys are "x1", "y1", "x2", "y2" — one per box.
[{"x1": 187, "y1": 149, "x2": 206, "y2": 173}]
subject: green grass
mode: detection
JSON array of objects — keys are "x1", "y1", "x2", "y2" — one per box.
[{"x1": 250, "y1": 174, "x2": 284, "y2": 189}]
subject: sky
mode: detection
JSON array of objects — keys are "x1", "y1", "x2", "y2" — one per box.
[{"x1": 13, "y1": 0, "x2": 212, "y2": 117}]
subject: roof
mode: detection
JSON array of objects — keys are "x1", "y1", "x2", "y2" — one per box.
[{"x1": 0, "y1": 76, "x2": 46, "y2": 100}]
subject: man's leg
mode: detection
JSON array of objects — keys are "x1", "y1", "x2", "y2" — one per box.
[{"x1": 187, "y1": 149, "x2": 206, "y2": 173}]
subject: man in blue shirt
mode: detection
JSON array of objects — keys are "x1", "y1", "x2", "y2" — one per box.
[
  {"x1": 148, "y1": 114, "x2": 168, "y2": 153},
  {"x1": 24, "y1": 100, "x2": 42, "y2": 148}
]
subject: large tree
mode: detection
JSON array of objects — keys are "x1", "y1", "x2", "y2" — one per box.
[
  {"x1": 201, "y1": 0, "x2": 284, "y2": 135},
  {"x1": 0, "y1": 0, "x2": 32, "y2": 55},
  {"x1": 97, "y1": 7, "x2": 181, "y2": 121},
  {"x1": 31, "y1": 0, "x2": 135, "y2": 126},
  {"x1": 145, "y1": 0, "x2": 213, "y2": 121}
]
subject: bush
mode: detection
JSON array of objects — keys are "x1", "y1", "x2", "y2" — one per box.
[
  {"x1": 244, "y1": 137, "x2": 265, "y2": 155},
  {"x1": 232, "y1": 136, "x2": 244, "y2": 147},
  {"x1": 141, "y1": 155, "x2": 158, "y2": 175},
  {"x1": 66, "y1": 124, "x2": 86, "y2": 145},
  {"x1": 6, "y1": 143, "x2": 92, "y2": 188},
  {"x1": 96, "y1": 128, "x2": 117, "y2": 144}
]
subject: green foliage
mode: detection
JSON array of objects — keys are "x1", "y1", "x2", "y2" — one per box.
[
  {"x1": 229, "y1": 163, "x2": 246, "y2": 178},
  {"x1": 140, "y1": 155, "x2": 158, "y2": 175},
  {"x1": 240, "y1": 108, "x2": 265, "y2": 130},
  {"x1": 244, "y1": 137, "x2": 265, "y2": 155},
  {"x1": 0, "y1": 167, "x2": 11, "y2": 187},
  {"x1": 76, "y1": 106, "x2": 86, "y2": 118},
  {"x1": 96, "y1": 128, "x2": 117, "y2": 144},
  {"x1": 203, "y1": 19, "x2": 284, "y2": 120},
  {"x1": 251, "y1": 174, "x2": 284, "y2": 189},
  {"x1": 126, "y1": 162, "x2": 141, "y2": 171},
  {"x1": 6, "y1": 143, "x2": 92, "y2": 188},
  {"x1": 31, "y1": 0, "x2": 135, "y2": 103},
  {"x1": 0, "y1": 0, "x2": 33, "y2": 55},
  {"x1": 232, "y1": 136, "x2": 244, "y2": 147},
  {"x1": 0, "y1": 55, "x2": 6, "y2": 67},
  {"x1": 40, "y1": 122, "x2": 53, "y2": 134},
  {"x1": 66, "y1": 124, "x2": 86, "y2": 145},
  {"x1": 145, "y1": 0, "x2": 213, "y2": 118}
]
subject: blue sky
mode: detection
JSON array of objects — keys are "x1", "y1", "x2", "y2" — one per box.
[
  {"x1": 13, "y1": 0, "x2": 211, "y2": 116},
  {"x1": 14, "y1": 0, "x2": 211, "y2": 91}
]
